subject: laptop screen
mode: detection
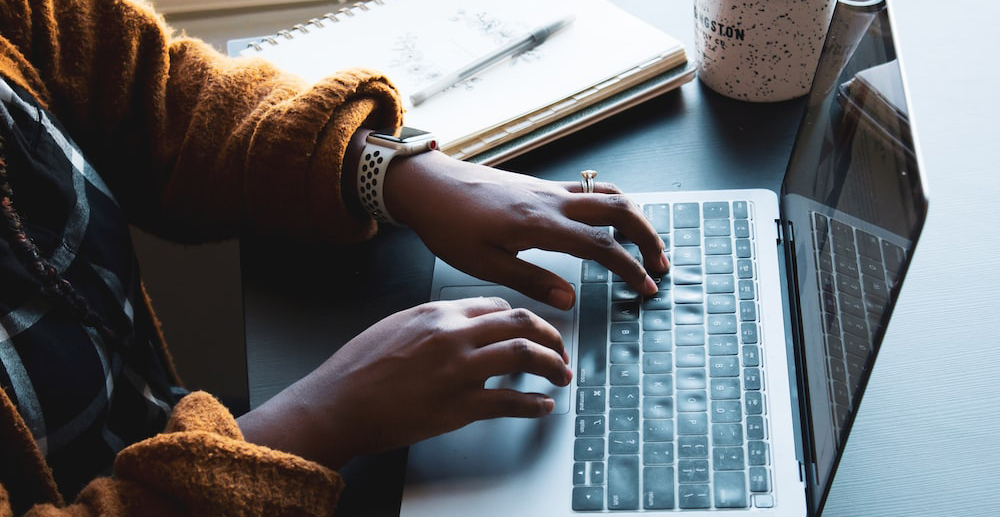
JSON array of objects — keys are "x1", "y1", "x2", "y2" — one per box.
[{"x1": 779, "y1": 0, "x2": 927, "y2": 513}]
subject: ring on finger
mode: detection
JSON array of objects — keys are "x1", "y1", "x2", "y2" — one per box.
[{"x1": 580, "y1": 170, "x2": 597, "y2": 194}]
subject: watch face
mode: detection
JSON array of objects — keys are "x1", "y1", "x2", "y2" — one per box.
[{"x1": 375, "y1": 126, "x2": 432, "y2": 143}]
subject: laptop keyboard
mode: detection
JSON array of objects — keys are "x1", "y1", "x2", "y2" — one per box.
[
  {"x1": 811, "y1": 212, "x2": 903, "y2": 438},
  {"x1": 572, "y1": 201, "x2": 774, "y2": 511}
]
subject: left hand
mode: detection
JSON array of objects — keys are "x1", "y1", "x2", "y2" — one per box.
[{"x1": 384, "y1": 151, "x2": 670, "y2": 310}]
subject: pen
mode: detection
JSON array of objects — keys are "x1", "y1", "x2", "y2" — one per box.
[{"x1": 409, "y1": 15, "x2": 575, "y2": 106}]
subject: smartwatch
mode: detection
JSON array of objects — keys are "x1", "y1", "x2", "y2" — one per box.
[{"x1": 357, "y1": 126, "x2": 438, "y2": 225}]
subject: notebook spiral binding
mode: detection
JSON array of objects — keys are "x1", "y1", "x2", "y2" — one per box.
[{"x1": 245, "y1": 0, "x2": 388, "y2": 52}]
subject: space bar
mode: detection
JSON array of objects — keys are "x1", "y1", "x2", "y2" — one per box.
[{"x1": 577, "y1": 283, "x2": 608, "y2": 387}]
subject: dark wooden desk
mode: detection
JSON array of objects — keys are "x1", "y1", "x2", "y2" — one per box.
[{"x1": 241, "y1": 0, "x2": 1000, "y2": 516}]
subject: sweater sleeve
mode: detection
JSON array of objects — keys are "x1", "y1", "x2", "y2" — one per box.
[
  {"x1": 0, "y1": 0, "x2": 404, "y2": 244},
  {"x1": 1, "y1": 391, "x2": 342, "y2": 517}
]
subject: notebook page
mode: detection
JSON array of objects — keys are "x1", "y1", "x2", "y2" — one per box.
[{"x1": 241, "y1": 0, "x2": 682, "y2": 147}]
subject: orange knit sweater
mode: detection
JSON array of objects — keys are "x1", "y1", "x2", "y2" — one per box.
[{"x1": 0, "y1": 0, "x2": 405, "y2": 515}]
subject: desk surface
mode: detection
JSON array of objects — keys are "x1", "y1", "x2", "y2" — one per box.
[{"x1": 238, "y1": 1, "x2": 1000, "y2": 516}]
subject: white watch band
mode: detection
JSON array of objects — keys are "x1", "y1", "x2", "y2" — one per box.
[{"x1": 357, "y1": 142, "x2": 401, "y2": 225}]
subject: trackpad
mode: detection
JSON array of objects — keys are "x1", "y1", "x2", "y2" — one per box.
[{"x1": 438, "y1": 285, "x2": 576, "y2": 415}]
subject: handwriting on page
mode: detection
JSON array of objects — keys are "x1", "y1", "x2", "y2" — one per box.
[{"x1": 388, "y1": 9, "x2": 543, "y2": 94}]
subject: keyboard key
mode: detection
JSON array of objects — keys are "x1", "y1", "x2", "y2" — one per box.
[
  {"x1": 707, "y1": 315, "x2": 738, "y2": 335},
  {"x1": 644, "y1": 353, "x2": 673, "y2": 374},
  {"x1": 610, "y1": 409, "x2": 640, "y2": 431},
  {"x1": 609, "y1": 431, "x2": 640, "y2": 454},
  {"x1": 577, "y1": 283, "x2": 608, "y2": 386},
  {"x1": 741, "y1": 323, "x2": 759, "y2": 344},
  {"x1": 710, "y1": 356, "x2": 740, "y2": 377},
  {"x1": 709, "y1": 335, "x2": 739, "y2": 356},
  {"x1": 643, "y1": 419, "x2": 674, "y2": 442},
  {"x1": 611, "y1": 300, "x2": 640, "y2": 321},
  {"x1": 643, "y1": 331, "x2": 672, "y2": 351},
  {"x1": 748, "y1": 441, "x2": 769, "y2": 465},
  {"x1": 574, "y1": 462, "x2": 587, "y2": 485},
  {"x1": 705, "y1": 237, "x2": 733, "y2": 255},
  {"x1": 703, "y1": 202, "x2": 730, "y2": 219},
  {"x1": 643, "y1": 203, "x2": 670, "y2": 233},
  {"x1": 643, "y1": 291, "x2": 671, "y2": 310},
  {"x1": 643, "y1": 442, "x2": 674, "y2": 465},
  {"x1": 706, "y1": 255, "x2": 734, "y2": 274},
  {"x1": 674, "y1": 284, "x2": 704, "y2": 304},
  {"x1": 643, "y1": 374, "x2": 673, "y2": 396},
  {"x1": 746, "y1": 416, "x2": 765, "y2": 439},
  {"x1": 735, "y1": 239, "x2": 752, "y2": 258},
  {"x1": 678, "y1": 459, "x2": 709, "y2": 483},
  {"x1": 704, "y1": 219, "x2": 731, "y2": 236},
  {"x1": 745, "y1": 392, "x2": 764, "y2": 415},
  {"x1": 678, "y1": 436, "x2": 709, "y2": 458},
  {"x1": 610, "y1": 386, "x2": 640, "y2": 407},
  {"x1": 590, "y1": 462, "x2": 605, "y2": 485},
  {"x1": 672, "y1": 247, "x2": 702, "y2": 266},
  {"x1": 572, "y1": 486, "x2": 604, "y2": 511},
  {"x1": 642, "y1": 310, "x2": 673, "y2": 331},
  {"x1": 737, "y1": 259, "x2": 753, "y2": 278},
  {"x1": 582, "y1": 260, "x2": 610, "y2": 283},
  {"x1": 734, "y1": 219, "x2": 750, "y2": 238},
  {"x1": 706, "y1": 275, "x2": 735, "y2": 294},
  {"x1": 707, "y1": 294, "x2": 736, "y2": 314},
  {"x1": 612, "y1": 282, "x2": 641, "y2": 300},
  {"x1": 611, "y1": 364, "x2": 640, "y2": 385},
  {"x1": 611, "y1": 322, "x2": 640, "y2": 342},
  {"x1": 643, "y1": 397, "x2": 674, "y2": 419},
  {"x1": 742, "y1": 345, "x2": 760, "y2": 367},
  {"x1": 576, "y1": 415, "x2": 606, "y2": 436},
  {"x1": 714, "y1": 472, "x2": 748, "y2": 508},
  {"x1": 676, "y1": 368, "x2": 707, "y2": 389},
  {"x1": 643, "y1": 466, "x2": 676, "y2": 509},
  {"x1": 608, "y1": 455, "x2": 640, "y2": 510},
  {"x1": 676, "y1": 390, "x2": 707, "y2": 412},
  {"x1": 610, "y1": 343, "x2": 640, "y2": 364},
  {"x1": 750, "y1": 466, "x2": 771, "y2": 492},
  {"x1": 673, "y1": 203, "x2": 700, "y2": 228},
  {"x1": 678, "y1": 484, "x2": 711, "y2": 509},
  {"x1": 744, "y1": 368, "x2": 762, "y2": 390},
  {"x1": 712, "y1": 422, "x2": 744, "y2": 445},
  {"x1": 733, "y1": 201, "x2": 748, "y2": 219},
  {"x1": 738, "y1": 280, "x2": 755, "y2": 300},
  {"x1": 713, "y1": 447, "x2": 745, "y2": 470},
  {"x1": 577, "y1": 388, "x2": 606, "y2": 414},
  {"x1": 674, "y1": 305, "x2": 704, "y2": 325},
  {"x1": 710, "y1": 378, "x2": 741, "y2": 400},
  {"x1": 675, "y1": 348, "x2": 706, "y2": 367},
  {"x1": 677, "y1": 413, "x2": 708, "y2": 435},
  {"x1": 712, "y1": 401, "x2": 742, "y2": 423},
  {"x1": 739, "y1": 301, "x2": 757, "y2": 321},
  {"x1": 574, "y1": 438, "x2": 604, "y2": 461},
  {"x1": 673, "y1": 266, "x2": 704, "y2": 285},
  {"x1": 674, "y1": 229, "x2": 701, "y2": 246},
  {"x1": 675, "y1": 326, "x2": 705, "y2": 346}
]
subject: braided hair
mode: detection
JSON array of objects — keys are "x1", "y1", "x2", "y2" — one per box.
[{"x1": 0, "y1": 131, "x2": 120, "y2": 346}]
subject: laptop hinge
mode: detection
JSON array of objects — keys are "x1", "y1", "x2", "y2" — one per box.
[
  {"x1": 775, "y1": 219, "x2": 784, "y2": 245},
  {"x1": 799, "y1": 461, "x2": 808, "y2": 483}
]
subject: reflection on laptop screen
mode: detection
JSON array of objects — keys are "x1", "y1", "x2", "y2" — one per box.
[{"x1": 780, "y1": 0, "x2": 927, "y2": 512}]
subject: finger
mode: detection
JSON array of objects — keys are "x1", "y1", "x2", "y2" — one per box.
[
  {"x1": 469, "y1": 338, "x2": 573, "y2": 386},
  {"x1": 464, "y1": 389, "x2": 556, "y2": 420},
  {"x1": 438, "y1": 295, "x2": 513, "y2": 318},
  {"x1": 561, "y1": 179, "x2": 625, "y2": 195},
  {"x1": 462, "y1": 252, "x2": 578, "y2": 311},
  {"x1": 464, "y1": 306, "x2": 566, "y2": 361},
  {"x1": 563, "y1": 192, "x2": 670, "y2": 276},
  {"x1": 520, "y1": 217, "x2": 656, "y2": 297}
]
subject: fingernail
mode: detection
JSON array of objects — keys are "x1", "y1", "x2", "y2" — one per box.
[
  {"x1": 643, "y1": 275, "x2": 658, "y2": 295},
  {"x1": 564, "y1": 366, "x2": 574, "y2": 384},
  {"x1": 548, "y1": 288, "x2": 575, "y2": 310},
  {"x1": 659, "y1": 251, "x2": 670, "y2": 271},
  {"x1": 541, "y1": 397, "x2": 555, "y2": 413}
]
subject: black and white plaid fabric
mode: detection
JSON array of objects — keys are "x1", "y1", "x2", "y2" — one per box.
[{"x1": 0, "y1": 77, "x2": 184, "y2": 498}]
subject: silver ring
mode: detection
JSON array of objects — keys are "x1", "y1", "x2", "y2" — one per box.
[{"x1": 580, "y1": 170, "x2": 597, "y2": 194}]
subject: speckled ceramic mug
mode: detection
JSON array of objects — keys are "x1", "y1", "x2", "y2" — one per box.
[{"x1": 694, "y1": 0, "x2": 837, "y2": 102}]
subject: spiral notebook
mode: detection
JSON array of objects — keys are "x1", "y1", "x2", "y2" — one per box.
[{"x1": 235, "y1": 0, "x2": 692, "y2": 164}]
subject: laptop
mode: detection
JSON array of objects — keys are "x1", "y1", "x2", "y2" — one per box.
[{"x1": 401, "y1": 1, "x2": 927, "y2": 516}]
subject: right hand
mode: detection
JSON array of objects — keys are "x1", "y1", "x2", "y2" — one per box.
[{"x1": 237, "y1": 297, "x2": 572, "y2": 469}]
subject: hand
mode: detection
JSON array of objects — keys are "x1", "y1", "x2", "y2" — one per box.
[
  {"x1": 237, "y1": 297, "x2": 571, "y2": 470},
  {"x1": 385, "y1": 151, "x2": 670, "y2": 309}
]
